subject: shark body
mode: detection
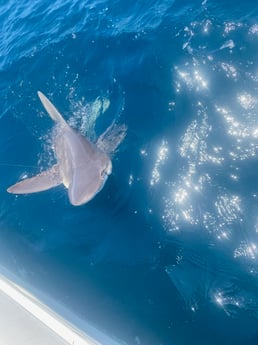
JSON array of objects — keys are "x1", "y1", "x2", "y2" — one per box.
[{"x1": 7, "y1": 91, "x2": 112, "y2": 206}]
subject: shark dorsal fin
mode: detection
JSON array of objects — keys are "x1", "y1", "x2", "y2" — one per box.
[{"x1": 38, "y1": 91, "x2": 67, "y2": 126}]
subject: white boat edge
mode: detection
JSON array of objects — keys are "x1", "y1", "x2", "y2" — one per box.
[{"x1": 0, "y1": 269, "x2": 123, "y2": 345}]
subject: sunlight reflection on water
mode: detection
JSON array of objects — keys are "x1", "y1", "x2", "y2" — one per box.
[
  {"x1": 150, "y1": 140, "x2": 169, "y2": 186},
  {"x1": 160, "y1": 14, "x2": 258, "y2": 318}
]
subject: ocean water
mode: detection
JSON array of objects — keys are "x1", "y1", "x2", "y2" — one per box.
[{"x1": 1, "y1": 0, "x2": 258, "y2": 344}]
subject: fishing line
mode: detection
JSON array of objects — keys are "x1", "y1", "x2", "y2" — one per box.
[{"x1": 0, "y1": 163, "x2": 37, "y2": 169}]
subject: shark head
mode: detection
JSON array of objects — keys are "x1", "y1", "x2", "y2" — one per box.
[{"x1": 67, "y1": 150, "x2": 112, "y2": 206}]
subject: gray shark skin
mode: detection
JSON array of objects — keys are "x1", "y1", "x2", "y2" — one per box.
[{"x1": 7, "y1": 91, "x2": 114, "y2": 206}]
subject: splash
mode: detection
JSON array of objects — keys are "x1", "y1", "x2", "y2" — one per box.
[{"x1": 68, "y1": 96, "x2": 111, "y2": 140}]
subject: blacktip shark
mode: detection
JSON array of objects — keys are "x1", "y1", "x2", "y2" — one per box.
[{"x1": 7, "y1": 91, "x2": 126, "y2": 206}]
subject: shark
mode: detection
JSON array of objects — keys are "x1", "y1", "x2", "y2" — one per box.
[{"x1": 7, "y1": 91, "x2": 126, "y2": 206}]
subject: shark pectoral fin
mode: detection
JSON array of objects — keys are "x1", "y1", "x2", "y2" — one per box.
[
  {"x1": 7, "y1": 164, "x2": 62, "y2": 194},
  {"x1": 37, "y1": 91, "x2": 68, "y2": 127}
]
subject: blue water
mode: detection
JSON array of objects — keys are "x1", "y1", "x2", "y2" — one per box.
[{"x1": 1, "y1": 0, "x2": 258, "y2": 344}]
